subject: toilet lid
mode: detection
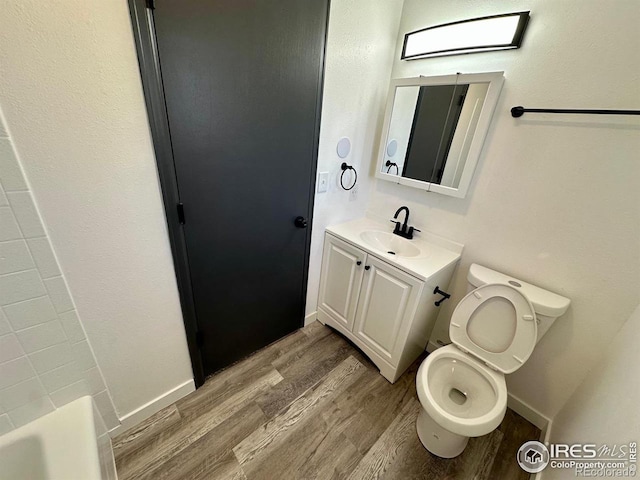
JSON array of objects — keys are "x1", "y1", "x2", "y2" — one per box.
[{"x1": 449, "y1": 283, "x2": 537, "y2": 374}]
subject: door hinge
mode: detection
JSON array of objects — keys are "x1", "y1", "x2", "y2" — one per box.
[
  {"x1": 146, "y1": 0, "x2": 155, "y2": 10},
  {"x1": 177, "y1": 203, "x2": 185, "y2": 225},
  {"x1": 195, "y1": 331, "x2": 203, "y2": 348}
]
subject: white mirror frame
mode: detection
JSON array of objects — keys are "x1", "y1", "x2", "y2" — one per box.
[{"x1": 375, "y1": 71, "x2": 504, "y2": 198}]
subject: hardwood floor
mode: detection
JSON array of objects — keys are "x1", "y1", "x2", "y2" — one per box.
[{"x1": 113, "y1": 322, "x2": 539, "y2": 480}]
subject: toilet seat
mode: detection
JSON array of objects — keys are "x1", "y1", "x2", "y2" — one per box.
[
  {"x1": 449, "y1": 283, "x2": 537, "y2": 374},
  {"x1": 415, "y1": 268, "x2": 569, "y2": 456}
]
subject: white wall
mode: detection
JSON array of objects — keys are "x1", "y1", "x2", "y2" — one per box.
[
  {"x1": 306, "y1": 0, "x2": 404, "y2": 316},
  {"x1": 544, "y1": 304, "x2": 640, "y2": 480},
  {"x1": 0, "y1": 111, "x2": 119, "y2": 433},
  {"x1": 0, "y1": 0, "x2": 194, "y2": 422},
  {"x1": 368, "y1": 0, "x2": 640, "y2": 420}
]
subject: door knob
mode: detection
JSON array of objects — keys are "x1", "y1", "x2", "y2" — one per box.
[
  {"x1": 294, "y1": 216, "x2": 308, "y2": 228},
  {"x1": 364, "y1": 265, "x2": 371, "y2": 271},
  {"x1": 356, "y1": 261, "x2": 362, "y2": 266}
]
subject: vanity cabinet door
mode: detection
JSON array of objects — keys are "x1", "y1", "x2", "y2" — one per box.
[
  {"x1": 318, "y1": 234, "x2": 366, "y2": 331},
  {"x1": 353, "y1": 256, "x2": 422, "y2": 362}
]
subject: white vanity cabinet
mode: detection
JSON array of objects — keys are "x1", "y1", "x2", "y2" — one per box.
[
  {"x1": 352, "y1": 255, "x2": 423, "y2": 363},
  {"x1": 317, "y1": 229, "x2": 460, "y2": 383},
  {"x1": 317, "y1": 235, "x2": 365, "y2": 331}
]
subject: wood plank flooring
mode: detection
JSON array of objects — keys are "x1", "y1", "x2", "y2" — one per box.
[{"x1": 114, "y1": 322, "x2": 539, "y2": 480}]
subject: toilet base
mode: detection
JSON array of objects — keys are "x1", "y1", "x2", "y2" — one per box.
[{"x1": 416, "y1": 408, "x2": 469, "y2": 458}]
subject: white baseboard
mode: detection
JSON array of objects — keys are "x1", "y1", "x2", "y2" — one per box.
[
  {"x1": 541, "y1": 418, "x2": 553, "y2": 443},
  {"x1": 507, "y1": 392, "x2": 551, "y2": 431},
  {"x1": 108, "y1": 379, "x2": 195, "y2": 437},
  {"x1": 533, "y1": 420, "x2": 554, "y2": 480},
  {"x1": 304, "y1": 311, "x2": 318, "y2": 327}
]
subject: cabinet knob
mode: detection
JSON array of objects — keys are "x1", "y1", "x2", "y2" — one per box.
[
  {"x1": 364, "y1": 265, "x2": 371, "y2": 271},
  {"x1": 356, "y1": 261, "x2": 362, "y2": 266}
]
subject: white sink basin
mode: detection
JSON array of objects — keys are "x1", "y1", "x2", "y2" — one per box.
[
  {"x1": 327, "y1": 218, "x2": 463, "y2": 281},
  {"x1": 359, "y1": 230, "x2": 422, "y2": 258}
]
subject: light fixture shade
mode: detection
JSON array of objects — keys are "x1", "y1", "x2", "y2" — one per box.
[{"x1": 402, "y1": 12, "x2": 530, "y2": 60}]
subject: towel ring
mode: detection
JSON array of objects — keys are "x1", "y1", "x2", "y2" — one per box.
[{"x1": 340, "y1": 162, "x2": 358, "y2": 190}]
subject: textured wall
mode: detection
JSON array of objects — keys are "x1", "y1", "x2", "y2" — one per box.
[
  {"x1": 544, "y1": 305, "x2": 640, "y2": 479},
  {"x1": 0, "y1": 0, "x2": 194, "y2": 419},
  {"x1": 0, "y1": 110, "x2": 119, "y2": 433},
  {"x1": 369, "y1": 0, "x2": 640, "y2": 419},
  {"x1": 306, "y1": 0, "x2": 404, "y2": 315}
]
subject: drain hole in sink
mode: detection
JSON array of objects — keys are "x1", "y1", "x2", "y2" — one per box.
[{"x1": 387, "y1": 251, "x2": 395, "y2": 255}]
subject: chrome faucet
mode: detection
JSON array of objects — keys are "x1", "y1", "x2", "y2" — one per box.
[{"x1": 390, "y1": 206, "x2": 420, "y2": 240}]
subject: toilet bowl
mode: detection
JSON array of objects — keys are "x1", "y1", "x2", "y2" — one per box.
[
  {"x1": 416, "y1": 264, "x2": 571, "y2": 458},
  {"x1": 416, "y1": 345, "x2": 507, "y2": 457}
]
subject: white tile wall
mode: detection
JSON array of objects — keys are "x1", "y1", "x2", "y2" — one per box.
[
  {"x1": 72, "y1": 340, "x2": 98, "y2": 370},
  {"x1": 0, "y1": 377, "x2": 46, "y2": 411},
  {"x1": 0, "y1": 240, "x2": 34, "y2": 275},
  {"x1": 0, "y1": 414, "x2": 13, "y2": 435},
  {"x1": 16, "y1": 320, "x2": 66, "y2": 353},
  {"x1": 0, "y1": 357, "x2": 35, "y2": 390},
  {"x1": 0, "y1": 139, "x2": 27, "y2": 191},
  {"x1": 0, "y1": 120, "x2": 120, "y2": 433},
  {"x1": 58, "y1": 310, "x2": 85, "y2": 343},
  {"x1": 0, "y1": 334, "x2": 24, "y2": 363},
  {"x1": 0, "y1": 270, "x2": 47, "y2": 305},
  {"x1": 8, "y1": 397, "x2": 55, "y2": 428},
  {"x1": 0, "y1": 310, "x2": 10, "y2": 336},
  {"x1": 40, "y1": 362, "x2": 82, "y2": 393},
  {"x1": 0, "y1": 207, "x2": 22, "y2": 241},
  {"x1": 3, "y1": 296, "x2": 58, "y2": 330},
  {"x1": 43, "y1": 276, "x2": 74, "y2": 313},
  {"x1": 6, "y1": 192, "x2": 46, "y2": 238},
  {"x1": 29, "y1": 344, "x2": 74, "y2": 374},
  {"x1": 26, "y1": 238, "x2": 60, "y2": 279}
]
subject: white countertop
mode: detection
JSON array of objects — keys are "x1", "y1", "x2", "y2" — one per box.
[{"x1": 326, "y1": 217, "x2": 463, "y2": 281}]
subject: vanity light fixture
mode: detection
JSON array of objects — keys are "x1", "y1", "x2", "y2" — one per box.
[{"x1": 401, "y1": 12, "x2": 530, "y2": 60}]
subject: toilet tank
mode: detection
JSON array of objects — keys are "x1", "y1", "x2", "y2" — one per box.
[{"x1": 466, "y1": 264, "x2": 571, "y2": 343}]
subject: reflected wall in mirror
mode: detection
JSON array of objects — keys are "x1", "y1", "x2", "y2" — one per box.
[{"x1": 376, "y1": 72, "x2": 504, "y2": 198}]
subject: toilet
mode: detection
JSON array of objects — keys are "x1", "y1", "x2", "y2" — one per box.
[{"x1": 416, "y1": 264, "x2": 570, "y2": 458}]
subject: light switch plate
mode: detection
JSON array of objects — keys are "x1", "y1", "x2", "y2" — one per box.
[{"x1": 317, "y1": 172, "x2": 329, "y2": 193}]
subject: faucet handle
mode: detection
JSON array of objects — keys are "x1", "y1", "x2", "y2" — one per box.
[{"x1": 407, "y1": 226, "x2": 420, "y2": 239}]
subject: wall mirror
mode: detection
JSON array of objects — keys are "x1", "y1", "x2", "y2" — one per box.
[{"x1": 375, "y1": 72, "x2": 504, "y2": 198}]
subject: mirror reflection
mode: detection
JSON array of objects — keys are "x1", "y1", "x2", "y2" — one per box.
[{"x1": 382, "y1": 82, "x2": 490, "y2": 188}]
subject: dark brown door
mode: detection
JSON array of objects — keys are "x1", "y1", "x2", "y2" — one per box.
[{"x1": 153, "y1": 0, "x2": 328, "y2": 376}]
